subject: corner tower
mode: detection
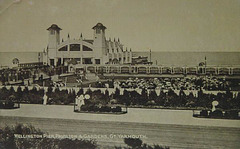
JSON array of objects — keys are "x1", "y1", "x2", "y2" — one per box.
[
  {"x1": 92, "y1": 23, "x2": 107, "y2": 64},
  {"x1": 47, "y1": 24, "x2": 62, "y2": 66},
  {"x1": 47, "y1": 24, "x2": 61, "y2": 49}
]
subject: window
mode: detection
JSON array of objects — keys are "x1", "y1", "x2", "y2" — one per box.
[
  {"x1": 83, "y1": 45, "x2": 93, "y2": 51},
  {"x1": 73, "y1": 58, "x2": 81, "y2": 64},
  {"x1": 63, "y1": 58, "x2": 70, "y2": 64},
  {"x1": 58, "y1": 45, "x2": 68, "y2": 51},
  {"x1": 95, "y1": 59, "x2": 100, "y2": 64},
  {"x1": 50, "y1": 30, "x2": 55, "y2": 35},
  {"x1": 57, "y1": 58, "x2": 61, "y2": 66},
  {"x1": 70, "y1": 44, "x2": 80, "y2": 51},
  {"x1": 96, "y1": 29, "x2": 101, "y2": 34},
  {"x1": 83, "y1": 58, "x2": 92, "y2": 64},
  {"x1": 50, "y1": 59, "x2": 54, "y2": 66}
]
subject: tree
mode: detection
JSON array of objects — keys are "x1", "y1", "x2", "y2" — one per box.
[
  {"x1": 38, "y1": 88, "x2": 44, "y2": 96},
  {"x1": 121, "y1": 138, "x2": 170, "y2": 149},
  {"x1": 54, "y1": 87, "x2": 61, "y2": 95},
  {"x1": 179, "y1": 89, "x2": 187, "y2": 106},
  {"x1": 77, "y1": 88, "x2": 84, "y2": 95},
  {"x1": 113, "y1": 88, "x2": 120, "y2": 100},
  {"x1": 156, "y1": 90, "x2": 166, "y2": 106},
  {"x1": 67, "y1": 89, "x2": 76, "y2": 104},
  {"x1": 197, "y1": 88, "x2": 204, "y2": 99},
  {"x1": 30, "y1": 87, "x2": 38, "y2": 95},
  {"x1": 0, "y1": 87, "x2": 9, "y2": 101},
  {"x1": 85, "y1": 88, "x2": 92, "y2": 96},
  {"x1": 140, "y1": 88, "x2": 148, "y2": 105},
  {"x1": 9, "y1": 86, "x2": 15, "y2": 96},
  {"x1": 16, "y1": 86, "x2": 23, "y2": 101},
  {"x1": 23, "y1": 86, "x2": 29, "y2": 94},
  {"x1": 121, "y1": 89, "x2": 130, "y2": 105},
  {"x1": 46, "y1": 86, "x2": 53, "y2": 98},
  {"x1": 105, "y1": 89, "x2": 109, "y2": 97},
  {"x1": 124, "y1": 138, "x2": 142, "y2": 148},
  {"x1": 129, "y1": 90, "x2": 141, "y2": 105},
  {"x1": 104, "y1": 89, "x2": 110, "y2": 103},
  {"x1": 149, "y1": 90, "x2": 157, "y2": 101}
]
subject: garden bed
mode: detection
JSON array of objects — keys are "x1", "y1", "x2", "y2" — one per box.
[{"x1": 193, "y1": 110, "x2": 240, "y2": 120}]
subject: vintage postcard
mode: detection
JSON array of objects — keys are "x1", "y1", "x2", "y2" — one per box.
[{"x1": 0, "y1": 0, "x2": 240, "y2": 148}]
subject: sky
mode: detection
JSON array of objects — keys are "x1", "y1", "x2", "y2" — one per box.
[{"x1": 0, "y1": 0, "x2": 239, "y2": 52}]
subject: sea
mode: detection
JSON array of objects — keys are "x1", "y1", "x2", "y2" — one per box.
[
  {"x1": 0, "y1": 52, "x2": 43, "y2": 68},
  {"x1": 0, "y1": 51, "x2": 240, "y2": 67},
  {"x1": 133, "y1": 51, "x2": 240, "y2": 67}
]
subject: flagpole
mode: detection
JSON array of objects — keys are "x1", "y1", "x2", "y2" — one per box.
[
  {"x1": 205, "y1": 56, "x2": 207, "y2": 74},
  {"x1": 205, "y1": 56, "x2": 207, "y2": 67},
  {"x1": 149, "y1": 49, "x2": 151, "y2": 65},
  {"x1": 205, "y1": 56, "x2": 207, "y2": 81}
]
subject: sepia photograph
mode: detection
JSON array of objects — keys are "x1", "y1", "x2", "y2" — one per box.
[{"x1": 0, "y1": 0, "x2": 240, "y2": 148}]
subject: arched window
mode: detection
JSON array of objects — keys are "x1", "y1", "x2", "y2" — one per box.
[
  {"x1": 58, "y1": 45, "x2": 68, "y2": 51},
  {"x1": 70, "y1": 44, "x2": 80, "y2": 51},
  {"x1": 12, "y1": 58, "x2": 19, "y2": 64},
  {"x1": 83, "y1": 45, "x2": 93, "y2": 51}
]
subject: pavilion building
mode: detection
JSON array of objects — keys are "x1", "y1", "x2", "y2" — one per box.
[{"x1": 43, "y1": 23, "x2": 132, "y2": 66}]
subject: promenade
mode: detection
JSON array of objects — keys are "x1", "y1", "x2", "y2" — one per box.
[{"x1": 1, "y1": 104, "x2": 240, "y2": 128}]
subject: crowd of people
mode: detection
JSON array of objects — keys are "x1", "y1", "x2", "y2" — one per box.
[
  {"x1": 0, "y1": 66, "x2": 68, "y2": 86},
  {"x1": 0, "y1": 68, "x2": 32, "y2": 84}
]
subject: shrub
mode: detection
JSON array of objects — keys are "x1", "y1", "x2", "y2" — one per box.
[
  {"x1": 209, "y1": 110, "x2": 223, "y2": 118},
  {"x1": 124, "y1": 138, "x2": 142, "y2": 148},
  {"x1": 4, "y1": 99, "x2": 14, "y2": 109},
  {"x1": 99, "y1": 106, "x2": 111, "y2": 112},
  {"x1": 112, "y1": 106, "x2": 122, "y2": 112},
  {"x1": 77, "y1": 88, "x2": 84, "y2": 95},
  {"x1": 119, "y1": 138, "x2": 170, "y2": 149},
  {"x1": 200, "y1": 110, "x2": 208, "y2": 117},
  {"x1": 80, "y1": 104, "x2": 89, "y2": 111},
  {"x1": 0, "y1": 101, "x2": 4, "y2": 108},
  {"x1": 224, "y1": 110, "x2": 239, "y2": 118}
]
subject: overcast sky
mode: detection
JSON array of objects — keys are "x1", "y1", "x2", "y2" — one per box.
[{"x1": 0, "y1": 0, "x2": 239, "y2": 52}]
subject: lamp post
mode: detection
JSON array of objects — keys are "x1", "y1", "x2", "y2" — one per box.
[
  {"x1": 205, "y1": 56, "x2": 207, "y2": 74},
  {"x1": 149, "y1": 49, "x2": 152, "y2": 65}
]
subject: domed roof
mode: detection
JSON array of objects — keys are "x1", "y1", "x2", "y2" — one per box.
[
  {"x1": 92, "y1": 23, "x2": 106, "y2": 30},
  {"x1": 47, "y1": 24, "x2": 62, "y2": 31}
]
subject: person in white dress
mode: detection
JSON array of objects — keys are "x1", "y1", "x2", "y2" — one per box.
[
  {"x1": 43, "y1": 92, "x2": 48, "y2": 105},
  {"x1": 78, "y1": 95, "x2": 85, "y2": 111}
]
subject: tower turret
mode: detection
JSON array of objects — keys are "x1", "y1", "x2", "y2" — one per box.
[
  {"x1": 47, "y1": 24, "x2": 61, "y2": 49},
  {"x1": 47, "y1": 24, "x2": 62, "y2": 66},
  {"x1": 92, "y1": 23, "x2": 107, "y2": 64},
  {"x1": 92, "y1": 23, "x2": 106, "y2": 39}
]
